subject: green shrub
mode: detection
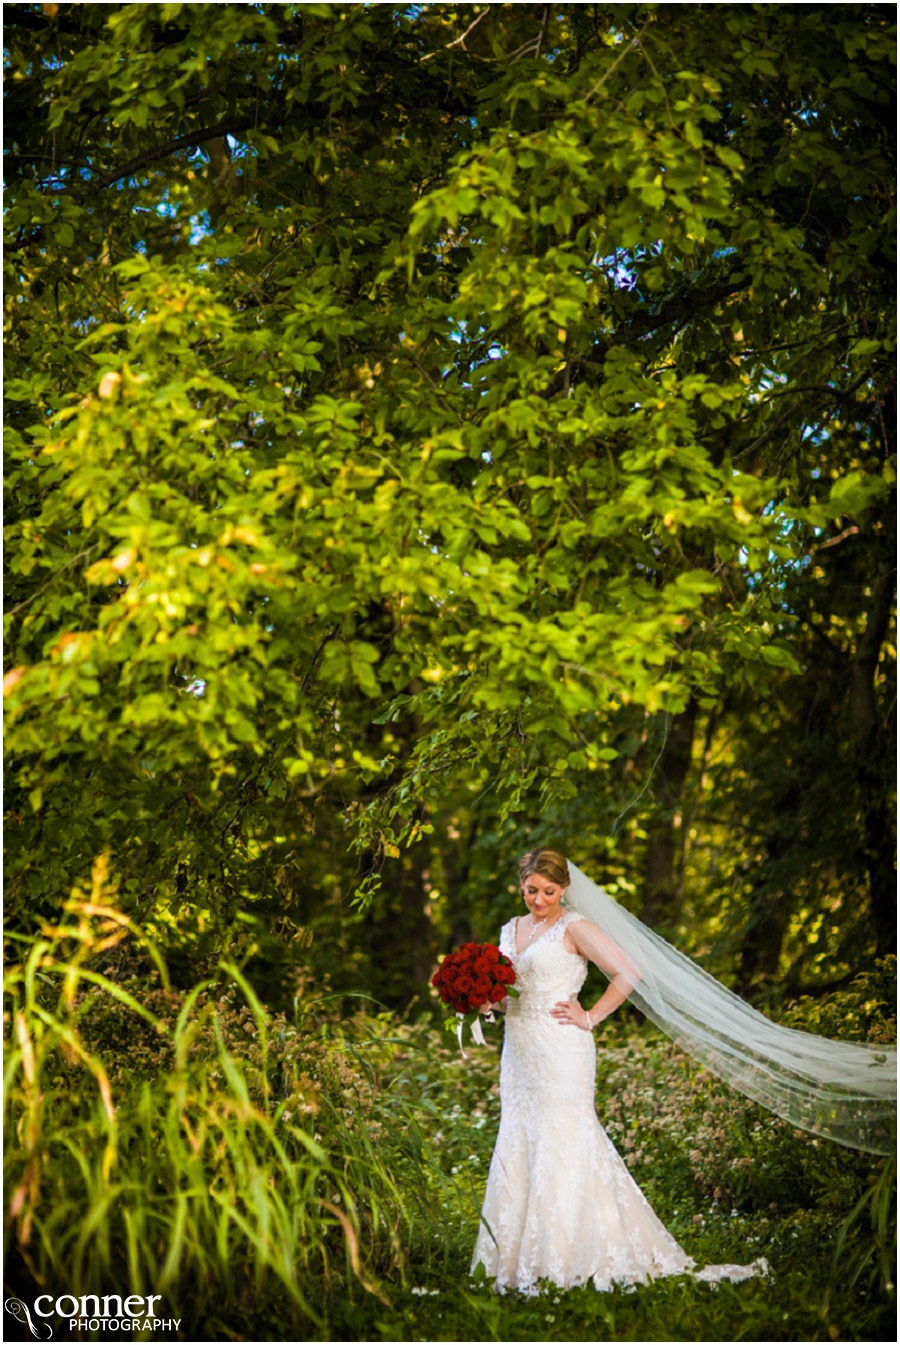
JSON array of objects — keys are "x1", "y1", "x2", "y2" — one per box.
[
  {"x1": 3, "y1": 870, "x2": 407, "y2": 1338},
  {"x1": 778, "y1": 956, "x2": 897, "y2": 1046}
]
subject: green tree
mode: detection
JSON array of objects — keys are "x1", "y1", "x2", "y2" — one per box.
[{"x1": 4, "y1": 4, "x2": 894, "y2": 997}]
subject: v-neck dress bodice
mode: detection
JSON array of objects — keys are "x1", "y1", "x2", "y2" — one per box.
[
  {"x1": 502, "y1": 911, "x2": 588, "y2": 1009},
  {"x1": 503, "y1": 914, "x2": 586, "y2": 1000}
]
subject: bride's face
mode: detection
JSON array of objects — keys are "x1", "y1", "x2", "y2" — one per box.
[{"x1": 521, "y1": 871, "x2": 566, "y2": 920}]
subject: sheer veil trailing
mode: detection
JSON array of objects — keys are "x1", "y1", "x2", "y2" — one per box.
[{"x1": 564, "y1": 859, "x2": 896, "y2": 1156}]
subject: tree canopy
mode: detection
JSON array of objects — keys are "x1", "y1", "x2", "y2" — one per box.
[{"x1": 4, "y1": 2, "x2": 895, "y2": 1004}]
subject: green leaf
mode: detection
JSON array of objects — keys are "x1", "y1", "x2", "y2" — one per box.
[
  {"x1": 828, "y1": 472, "x2": 885, "y2": 518},
  {"x1": 759, "y1": 645, "x2": 802, "y2": 673}
]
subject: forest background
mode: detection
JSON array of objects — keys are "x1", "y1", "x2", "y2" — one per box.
[{"x1": 3, "y1": 3, "x2": 896, "y2": 1343}]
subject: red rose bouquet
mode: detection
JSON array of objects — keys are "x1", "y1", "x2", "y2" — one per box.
[{"x1": 430, "y1": 942, "x2": 518, "y2": 1054}]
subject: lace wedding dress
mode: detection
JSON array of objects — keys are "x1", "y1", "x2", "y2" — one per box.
[{"x1": 470, "y1": 910, "x2": 769, "y2": 1294}]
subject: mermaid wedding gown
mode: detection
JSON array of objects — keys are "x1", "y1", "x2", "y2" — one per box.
[{"x1": 470, "y1": 910, "x2": 769, "y2": 1293}]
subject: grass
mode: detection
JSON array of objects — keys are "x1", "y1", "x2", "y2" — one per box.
[
  {"x1": 3, "y1": 882, "x2": 895, "y2": 1341},
  {"x1": 346, "y1": 1014, "x2": 895, "y2": 1343}
]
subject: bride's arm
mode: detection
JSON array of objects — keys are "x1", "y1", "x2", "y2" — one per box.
[{"x1": 567, "y1": 917, "x2": 642, "y2": 1028}]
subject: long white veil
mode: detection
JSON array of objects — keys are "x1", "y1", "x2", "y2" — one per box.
[{"x1": 564, "y1": 859, "x2": 896, "y2": 1156}]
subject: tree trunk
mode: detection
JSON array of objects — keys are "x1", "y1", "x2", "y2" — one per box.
[
  {"x1": 354, "y1": 600, "x2": 436, "y2": 1005},
  {"x1": 442, "y1": 822, "x2": 477, "y2": 950},
  {"x1": 736, "y1": 767, "x2": 806, "y2": 993},
  {"x1": 849, "y1": 549, "x2": 896, "y2": 955},
  {"x1": 366, "y1": 837, "x2": 435, "y2": 1008},
  {"x1": 642, "y1": 699, "x2": 698, "y2": 926}
]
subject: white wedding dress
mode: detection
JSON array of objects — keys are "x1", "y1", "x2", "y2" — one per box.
[{"x1": 470, "y1": 910, "x2": 769, "y2": 1294}]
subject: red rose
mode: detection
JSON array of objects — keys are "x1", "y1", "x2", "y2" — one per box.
[{"x1": 430, "y1": 940, "x2": 515, "y2": 1018}]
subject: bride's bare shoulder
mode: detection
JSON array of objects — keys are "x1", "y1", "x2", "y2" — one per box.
[{"x1": 562, "y1": 910, "x2": 597, "y2": 953}]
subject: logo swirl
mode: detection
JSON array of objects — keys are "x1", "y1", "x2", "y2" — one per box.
[{"x1": 4, "y1": 1298, "x2": 52, "y2": 1339}]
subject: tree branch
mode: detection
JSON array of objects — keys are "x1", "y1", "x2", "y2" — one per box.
[
  {"x1": 95, "y1": 118, "x2": 255, "y2": 188},
  {"x1": 543, "y1": 275, "x2": 750, "y2": 397},
  {"x1": 420, "y1": 6, "x2": 491, "y2": 63}
]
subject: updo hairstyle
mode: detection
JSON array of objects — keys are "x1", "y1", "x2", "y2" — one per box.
[{"x1": 518, "y1": 848, "x2": 570, "y2": 889}]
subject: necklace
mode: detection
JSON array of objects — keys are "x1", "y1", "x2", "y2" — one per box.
[{"x1": 520, "y1": 911, "x2": 562, "y2": 950}]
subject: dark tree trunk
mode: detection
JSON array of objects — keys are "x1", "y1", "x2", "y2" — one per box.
[
  {"x1": 354, "y1": 599, "x2": 435, "y2": 1005},
  {"x1": 642, "y1": 699, "x2": 698, "y2": 926},
  {"x1": 738, "y1": 897, "x2": 793, "y2": 992},
  {"x1": 849, "y1": 548, "x2": 897, "y2": 955},
  {"x1": 367, "y1": 838, "x2": 435, "y2": 1008},
  {"x1": 442, "y1": 822, "x2": 477, "y2": 950},
  {"x1": 737, "y1": 775, "x2": 803, "y2": 993}
]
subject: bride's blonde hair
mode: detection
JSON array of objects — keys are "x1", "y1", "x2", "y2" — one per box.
[{"x1": 518, "y1": 848, "x2": 570, "y2": 888}]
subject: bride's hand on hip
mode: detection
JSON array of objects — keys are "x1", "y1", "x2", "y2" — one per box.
[{"x1": 551, "y1": 999, "x2": 591, "y2": 1029}]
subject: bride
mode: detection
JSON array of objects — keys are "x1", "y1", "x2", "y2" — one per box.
[{"x1": 470, "y1": 848, "x2": 896, "y2": 1295}]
